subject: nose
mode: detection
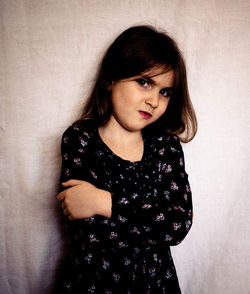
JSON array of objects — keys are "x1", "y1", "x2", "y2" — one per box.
[{"x1": 145, "y1": 93, "x2": 159, "y2": 108}]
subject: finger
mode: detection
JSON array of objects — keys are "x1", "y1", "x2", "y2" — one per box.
[
  {"x1": 61, "y1": 179, "x2": 85, "y2": 187},
  {"x1": 57, "y1": 191, "x2": 65, "y2": 201},
  {"x1": 68, "y1": 214, "x2": 74, "y2": 221}
]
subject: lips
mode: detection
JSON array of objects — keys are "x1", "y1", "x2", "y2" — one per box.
[{"x1": 139, "y1": 111, "x2": 152, "y2": 119}]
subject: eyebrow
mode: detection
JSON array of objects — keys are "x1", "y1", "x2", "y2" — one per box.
[{"x1": 139, "y1": 75, "x2": 174, "y2": 89}]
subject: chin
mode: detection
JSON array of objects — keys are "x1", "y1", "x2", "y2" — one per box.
[{"x1": 123, "y1": 124, "x2": 144, "y2": 133}]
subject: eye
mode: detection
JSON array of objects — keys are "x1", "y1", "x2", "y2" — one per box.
[
  {"x1": 160, "y1": 88, "x2": 172, "y2": 98},
  {"x1": 136, "y1": 79, "x2": 150, "y2": 88}
]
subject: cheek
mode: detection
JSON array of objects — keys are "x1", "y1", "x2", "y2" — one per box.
[
  {"x1": 159, "y1": 99, "x2": 170, "y2": 115},
  {"x1": 111, "y1": 88, "x2": 131, "y2": 110}
]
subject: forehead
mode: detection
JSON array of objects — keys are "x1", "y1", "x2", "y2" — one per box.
[{"x1": 142, "y1": 65, "x2": 173, "y2": 78}]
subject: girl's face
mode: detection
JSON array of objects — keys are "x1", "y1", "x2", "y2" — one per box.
[{"x1": 108, "y1": 68, "x2": 174, "y2": 133}]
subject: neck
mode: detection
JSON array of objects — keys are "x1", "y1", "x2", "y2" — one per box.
[
  {"x1": 98, "y1": 117, "x2": 144, "y2": 162},
  {"x1": 99, "y1": 116, "x2": 142, "y2": 145}
]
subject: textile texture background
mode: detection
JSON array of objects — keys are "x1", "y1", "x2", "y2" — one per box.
[{"x1": 0, "y1": 0, "x2": 250, "y2": 293}]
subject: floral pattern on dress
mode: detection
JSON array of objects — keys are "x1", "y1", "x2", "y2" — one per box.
[{"x1": 55, "y1": 123, "x2": 193, "y2": 294}]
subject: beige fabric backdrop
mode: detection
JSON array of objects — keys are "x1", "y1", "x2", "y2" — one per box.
[{"x1": 1, "y1": 0, "x2": 250, "y2": 293}]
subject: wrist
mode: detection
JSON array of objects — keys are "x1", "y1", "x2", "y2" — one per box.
[{"x1": 96, "y1": 189, "x2": 112, "y2": 218}]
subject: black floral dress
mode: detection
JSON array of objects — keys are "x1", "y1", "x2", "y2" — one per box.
[{"x1": 56, "y1": 123, "x2": 193, "y2": 294}]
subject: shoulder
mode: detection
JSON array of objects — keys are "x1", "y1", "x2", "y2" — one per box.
[
  {"x1": 61, "y1": 122, "x2": 96, "y2": 150},
  {"x1": 148, "y1": 132, "x2": 185, "y2": 167},
  {"x1": 151, "y1": 132, "x2": 183, "y2": 154}
]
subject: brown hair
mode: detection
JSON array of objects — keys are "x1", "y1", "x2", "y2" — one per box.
[{"x1": 76, "y1": 25, "x2": 197, "y2": 142}]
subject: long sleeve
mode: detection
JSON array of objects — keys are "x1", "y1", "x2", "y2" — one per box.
[
  {"x1": 60, "y1": 125, "x2": 93, "y2": 185},
  {"x1": 59, "y1": 125, "x2": 109, "y2": 253},
  {"x1": 145, "y1": 135, "x2": 192, "y2": 246},
  {"x1": 110, "y1": 134, "x2": 193, "y2": 247}
]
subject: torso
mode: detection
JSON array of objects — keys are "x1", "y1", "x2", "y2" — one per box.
[{"x1": 56, "y1": 123, "x2": 192, "y2": 294}]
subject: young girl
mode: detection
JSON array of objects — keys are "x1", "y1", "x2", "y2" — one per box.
[{"x1": 56, "y1": 25, "x2": 197, "y2": 294}]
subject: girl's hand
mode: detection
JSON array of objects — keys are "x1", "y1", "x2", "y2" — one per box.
[{"x1": 57, "y1": 180, "x2": 112, "y2": 220}]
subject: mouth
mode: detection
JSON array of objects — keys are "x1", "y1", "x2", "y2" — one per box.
[{"x1": 139, "y1": 111, "x2": 152, "y2": 119}]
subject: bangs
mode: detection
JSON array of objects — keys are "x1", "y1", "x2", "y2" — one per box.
[
  {"x1": 141, "y1": 64, "x2": 173, "y2": 79},
  {"x1": 103, "y1": 26, "x2": 179, "y2": 82}
]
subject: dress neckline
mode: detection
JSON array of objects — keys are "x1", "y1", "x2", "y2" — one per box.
[{"x1": 95, "y1": 127, "x2": 148, "y2": 165}]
